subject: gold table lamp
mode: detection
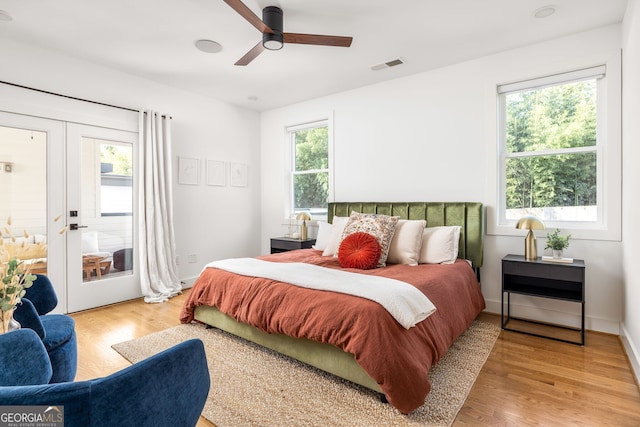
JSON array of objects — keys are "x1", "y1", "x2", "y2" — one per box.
[
  {"x1": 296, "y1": 212, "x2": 312, "y2": 240},
  {"x1": 516, "y1": 215, "x2": 545, "y2": 260}
]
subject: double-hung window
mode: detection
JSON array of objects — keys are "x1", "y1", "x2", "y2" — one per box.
[
  {"x1": 287, "y1": 120, "x2": 331, "y2": 220},
  {"x1": 498, "y1": 66, "x2": 607, "y2": 229}
]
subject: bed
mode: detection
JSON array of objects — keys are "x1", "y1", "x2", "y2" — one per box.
[{"x1": 180, "y1": 202, "x2": 485, "y2": 414}]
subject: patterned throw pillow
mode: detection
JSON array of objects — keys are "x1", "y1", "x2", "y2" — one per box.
[
  {"x1": 338, "y1": 232, "x2": 382, "y2": 269},
  {"x1": 336, "y1": 212, "x2": 400, "y2": 267}
]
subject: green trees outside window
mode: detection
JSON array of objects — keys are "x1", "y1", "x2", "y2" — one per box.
[
  {"x1": 291, "y1": 125, "x2": 329, "y2": 214},
  {"x1": 503, "y1": 78, "x2": 598, "y2": 222}
]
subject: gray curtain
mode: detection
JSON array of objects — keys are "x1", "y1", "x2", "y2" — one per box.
[{"x1": 138, "y1": 111, "x2": 181, "y2": 302}]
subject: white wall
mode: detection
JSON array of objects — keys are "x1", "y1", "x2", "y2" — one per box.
[
  {"x1": 0, "y1": 38, "x2": 262, "y2": 284},
  {"x1": 261, "y1": 25, "x2": 624, "y2": 334},
  {"x1": 622, "y1": 0, "x2": 640, "y2": 382}
]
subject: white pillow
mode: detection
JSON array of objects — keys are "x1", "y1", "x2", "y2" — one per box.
[
  {"x1": 386, "y1": 219, "x2": 427, "y2": 265},
  {"x1": 418, "y1": 226, "x2": 461, "y2": 264},
  {"x1": 322, "y1": 216, "x2": 349, "y2": 256},
  {"x1": 312, "y1": 221, "x2": 332, "y2": 250},
  {"x1": 81, "y1": 231, "x2": 100, "y2": 254}
]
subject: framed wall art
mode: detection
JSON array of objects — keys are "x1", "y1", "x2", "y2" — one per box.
[
  {"x1": 178, "y1": 156, "x2": 200, "y2": 185},
  {"x1": 206, "y1": 160, "x2": 226, "y2": 186},
  {"x1": 230, "y1": 162, "x2": 248, "y2": 187}
]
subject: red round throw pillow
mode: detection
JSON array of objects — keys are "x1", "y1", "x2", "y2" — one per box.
[{"x1": 338, "y1": 232, "x2": 382, "y2": 270}]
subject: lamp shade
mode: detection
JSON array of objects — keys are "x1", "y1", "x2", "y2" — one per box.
[
  {"x1": 296, "y1": 212, "x2": 312, "y2": 222},
  {"x1": 515, "y1": 215, "x2": 545, "y2": 230}
]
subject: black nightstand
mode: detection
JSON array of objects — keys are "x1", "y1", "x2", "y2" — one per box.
[
  {"x1": 501, "y1": 254, "x2": 586, "y2": 345},
  {"x1": 270, "y1": 237, "x2": 316, "y2": 254}
]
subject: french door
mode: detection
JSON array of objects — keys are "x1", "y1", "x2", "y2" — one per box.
[
  {"x1": 66, "y1": 123, "x2": 140, "y2": 312},
  {"x1": 0, "y1": 110, "x2": 140, "y2": 313}
]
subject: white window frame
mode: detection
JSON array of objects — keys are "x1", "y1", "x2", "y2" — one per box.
[
  {"x1": 491, "y1": 62, "x2": 621, "y2": 241},
  {"x1": 286, "y1": 118, "x2": 333, "y2": 222}
]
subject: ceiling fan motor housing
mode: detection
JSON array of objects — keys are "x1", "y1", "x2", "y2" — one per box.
[{"x1": 262, "y1": 6, "x2": 284, "y2": 50}]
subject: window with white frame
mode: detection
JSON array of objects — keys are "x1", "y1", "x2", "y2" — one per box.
[
  {"x1": 498, "y1": 66, "x2": 606, "y2": 227},
  {"x1": 287, "y1": 120, "x2": 330, "y2": 219}
]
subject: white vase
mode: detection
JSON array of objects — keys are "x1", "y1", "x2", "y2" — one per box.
[{"x1": 552, "y1": 249, "x2": 563, "y2": 259}]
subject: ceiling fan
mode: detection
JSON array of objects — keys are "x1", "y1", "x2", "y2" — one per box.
[{"x1": 223, "y1": 0, "x2": 353, "y2": 66}]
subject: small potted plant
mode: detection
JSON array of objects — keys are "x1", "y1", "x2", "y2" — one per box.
[{"x1": 544, "y1": 229, "x2": 570, "y2": 258}]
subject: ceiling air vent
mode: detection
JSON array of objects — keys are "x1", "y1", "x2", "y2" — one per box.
[{"x1": 371, "y1": 58, "x2": 405, "y2": 71}]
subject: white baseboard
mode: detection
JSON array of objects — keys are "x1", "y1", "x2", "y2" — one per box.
[
  {"x1": 484, "y1": 297, "x2": 620, "y2": 335},
  {"x1": 620, "y1": 323, "x2": 640, "y2": 385}
]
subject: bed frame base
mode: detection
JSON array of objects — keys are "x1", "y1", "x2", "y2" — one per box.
[{"x1": 194, "y1": 305, "x2": 384, "y2": 394}]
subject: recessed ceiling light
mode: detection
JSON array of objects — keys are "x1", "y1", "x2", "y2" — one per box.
[
  {"x1": 195, "y1": 39, "x2": 223, "y2": 53},
  {"x1": 0, "y1": 10, "x2": 14, "y2": 22},
  {"x1": 534, "y1": 5, "x2": 557, "y2": 19}
]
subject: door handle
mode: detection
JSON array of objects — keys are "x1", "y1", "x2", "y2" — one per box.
[{"x1": 69, "y1": 224, "x2": 89, "y2": 231}]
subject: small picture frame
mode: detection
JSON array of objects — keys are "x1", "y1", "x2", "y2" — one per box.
[
  {"x1": 178, "y1": 157, "x2": 200, "y2": 185},
  {"x1": 230, "y1": 162, "x2": 248, "y2": 187},
  {"x1": 206, "y1": 160, "x2": 226, "y2": 186}
]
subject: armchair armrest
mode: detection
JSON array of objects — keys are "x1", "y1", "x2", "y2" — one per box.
[{"x1": 90, "y1": 338, "x2": 210, "y2": 426}]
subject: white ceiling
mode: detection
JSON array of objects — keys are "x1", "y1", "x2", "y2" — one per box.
[{"x1": 0, "y1": 0, "x2": 628, "y2": 111}]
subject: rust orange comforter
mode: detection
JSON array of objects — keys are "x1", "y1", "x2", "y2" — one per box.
[{"x1": 180, "y1": 249, "x2": 485, "y2": 414}]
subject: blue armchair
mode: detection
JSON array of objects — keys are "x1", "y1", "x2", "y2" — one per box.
[
  {"x1": 13, "y1": 274, "x2": 77, "y2": 383},
  {"x1": 0, "y1": 328, "x2": 211, "y2": 427}
]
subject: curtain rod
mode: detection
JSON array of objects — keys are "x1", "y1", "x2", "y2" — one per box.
[
  {"x1": 146, "y1": 111, "x2": 173, "y2": 119},
  {"x1": 0, "y1": 80, "x2": 139, "y2": 113}
]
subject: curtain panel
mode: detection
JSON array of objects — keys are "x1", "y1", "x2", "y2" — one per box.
[{"x1": 138, "y1": 111, "x2": 182, "y2": 302}]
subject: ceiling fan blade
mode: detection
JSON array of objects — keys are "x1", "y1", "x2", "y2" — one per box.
[
  {"x1": 283, "y1": 33, "x2": 352, "y2": 47},
  {"x1": 235, "y1": 41, "x2": 266, "y2": 66},
  {"x1": 223, "y1": 0, "x2": 273, "y2": 33}
]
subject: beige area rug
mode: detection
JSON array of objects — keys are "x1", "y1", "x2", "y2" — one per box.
[{"x1": 112, "y1": 320, "x2": 499, "y2": 427}]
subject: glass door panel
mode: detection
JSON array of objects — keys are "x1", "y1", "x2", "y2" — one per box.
[
  {"x1": 0, "y1": 112, "x2": 66, "y2": 311},
  {"x1": 67, "y1": 123, "x2": 140, "y2": 312},
  {"x1": 80, "y1": 138, "x2": 134, "y2": 282},
  {"x1": 0, "y1": 125, "x2": 48, "y2": 271}
]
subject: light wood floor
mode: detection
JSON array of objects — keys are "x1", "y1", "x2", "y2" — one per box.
[{"x1": 71, "y1": 290, "x2": 640, "y2": 426}]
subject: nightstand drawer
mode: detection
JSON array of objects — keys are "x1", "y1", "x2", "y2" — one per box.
[{"x1": 502, "y1": 259, "x2": 584, "y2": 282}]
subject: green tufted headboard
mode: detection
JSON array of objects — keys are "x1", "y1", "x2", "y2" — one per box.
[{"x1": 327, "y1": 202, "x2": 485, "y2": 270}]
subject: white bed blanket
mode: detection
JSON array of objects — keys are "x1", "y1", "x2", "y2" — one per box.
[{"x1": 204, "y1": 258, "x2": 436, "y2": 329}]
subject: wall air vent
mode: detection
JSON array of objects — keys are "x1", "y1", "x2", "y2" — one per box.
[{"x1": 370, "y1": 58, "x2": 405, "y2": 71}]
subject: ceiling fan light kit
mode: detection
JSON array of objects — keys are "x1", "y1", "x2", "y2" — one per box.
[
  {"x1": 262, "y1": 6, "x2": 283, "y2": 50},
  {"x1": 223, "y1": 0, "x2": 352, "y2": 66}
]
